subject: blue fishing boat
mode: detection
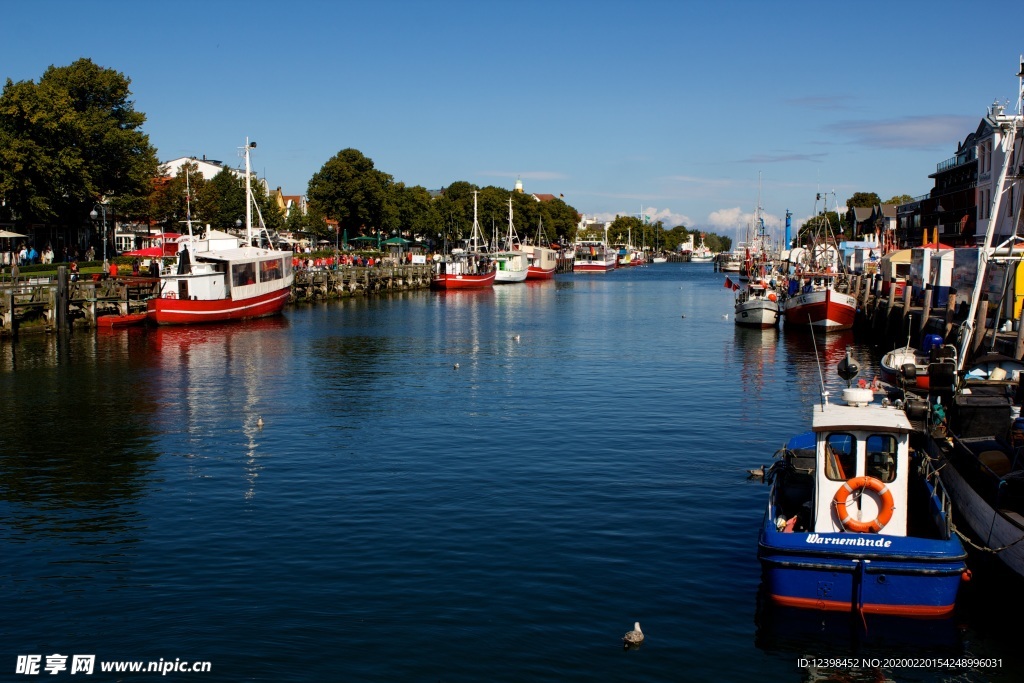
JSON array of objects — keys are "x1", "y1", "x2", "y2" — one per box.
[{"x1": 757, "y1": 352, "x2": 969, "y2": 617}]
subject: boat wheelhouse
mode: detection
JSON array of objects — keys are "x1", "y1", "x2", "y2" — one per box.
[{"x1": 758, "y1": 355, "x2": 967, "y2": 617}]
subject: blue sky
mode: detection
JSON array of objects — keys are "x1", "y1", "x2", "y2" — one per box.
[{"x1": 3, "y1": 0, "x2": 1022, "y2": 243}]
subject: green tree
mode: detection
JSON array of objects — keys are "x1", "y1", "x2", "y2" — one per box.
[
  {"x1": 195, "y1": 168, "x2": 246, "y2": 230},
  {"x1": 846, "y1": 191, "x2": 881, "y2": 208},
  {"x1": 0, "y1": 58, "x2": 158, "y2": 228},
  {"x1": 885, "y1": 194, "x2": 914, "y2": 206},
  {"x1": 306, "y1": 148, "x2": 395, "y2": 236},
  {"x1": 148, "y1": 161, "x2": 206, "y2": 231}
]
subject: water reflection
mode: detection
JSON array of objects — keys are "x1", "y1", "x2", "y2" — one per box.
[
  {"x1": 733, "y1": 326, "x2": 780, "y2": 399},
  {"x1": 142, "y1": 318, "x2": 292, "y2": 501}
]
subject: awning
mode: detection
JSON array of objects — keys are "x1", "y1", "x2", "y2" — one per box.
[{"x1": 123, "y1": 247, "x2": 163, "y2": 257}]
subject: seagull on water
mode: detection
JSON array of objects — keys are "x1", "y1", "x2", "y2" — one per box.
[
  {"x1": 256, "y1": 416, "x2": 264, "y2": 429},
  {"x1": 747, "y1": 465, "x2": 765, "y2": 480},
  {"x1": 453, "y1": 363, "x2": 460, "y2": 370},
  {"x1": 622, "y1": 622, "x2": 644, "y2": 648},
  {"x1": 512, "y1": 334, "x2": 520, "y2": 342},
  {"x1": 722, "y1": 313, "x2": 730, "y2": 320}
]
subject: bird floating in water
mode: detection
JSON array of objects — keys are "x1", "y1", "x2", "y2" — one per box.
[
  {"x1": 453, "y1": 363, "x2": 460, "y2": 370},
  {"x1": 680, "y1": 313, "x2": 685, "y2": 318},
  {"x1": 512, "y1": 334, "x2": 520, "y2": 342},
  {"x1": 747, "y1": 465, "x2": 765, "y2": 480},
  {"x1": 722, "y1": 313, "x2": 729, "y2": 320},
  {"x1": 256, "y1": 416, "x2": 264, "y2": 429},
  {"x1": 622, "y1": 622, "x2": 644, "y2": 648}
]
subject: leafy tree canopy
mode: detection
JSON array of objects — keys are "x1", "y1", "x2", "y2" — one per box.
[
  {"x1": 0, "y1": 58, "x2": 158, "y2": 227},
  {"x1": 306, "y1": 148, "x2": 395, "y2": 235},
  {"x1": 885, "y1": 194, "x2": 914, "y2": 206},
  {"x1": 846, "y1": 191, "x2": 881, "y2": 208}
]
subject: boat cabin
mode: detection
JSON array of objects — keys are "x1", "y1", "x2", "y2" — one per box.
[
  {"x1": 776, "y1": 389, "x2": 913, "y2": 537},
  {"x1": 161, "y1": 247, "x2": 293, "y2": 302}
]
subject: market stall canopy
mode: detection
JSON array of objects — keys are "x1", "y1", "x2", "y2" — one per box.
[
  {"x1": 122, "y1": 247, "x2": 163, "y2": 257},
  {"x1": 382, "y1": 236, "x2": 411, "y2": 246},
  {"x1": 0, "y1": 229, "x2": 26, "y2": 238},
  {"x1": 349, "y1": 235, "x2": 378, "y2": 243}
]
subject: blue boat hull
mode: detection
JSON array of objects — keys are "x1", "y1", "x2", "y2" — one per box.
[{"x1": 758, "y1": 524, "x2": 966, "y2": 617}]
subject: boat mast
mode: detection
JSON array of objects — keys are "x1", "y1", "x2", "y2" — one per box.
[
  {"x1": 244, "y1": 138, "x2": 256, "y2": 247},
  {"x1": 958, "y1": 57, "x2": 1024, "y2": 371}
]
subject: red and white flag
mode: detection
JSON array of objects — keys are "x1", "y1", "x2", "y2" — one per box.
[{"x1": 724, "y1": 276, "x2": 739, "y2": 291}]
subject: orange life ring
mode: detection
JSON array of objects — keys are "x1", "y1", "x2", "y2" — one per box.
[
  {"x1": 164, "y1": 291, "x2": 176, "y2": 299},
  {"x1": 833, "y1": 476, "x2": 894, "y2": 533}
]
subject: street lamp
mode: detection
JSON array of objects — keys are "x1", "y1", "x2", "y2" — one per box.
[{"x1": 89, "y1": 203, "x2": 108, "y2": 261}]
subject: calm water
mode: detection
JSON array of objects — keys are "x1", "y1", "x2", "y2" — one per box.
[{"x1": 0, "y1": 264, "x2": 1019, "y2": 681}]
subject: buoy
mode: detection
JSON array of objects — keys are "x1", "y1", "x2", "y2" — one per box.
[{"x1": 622, "y1": 622, "x2": 644, "y2": 648}]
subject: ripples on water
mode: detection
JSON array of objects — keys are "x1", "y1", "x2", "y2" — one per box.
[{"x1": 0, "y1": 265, "x2": 1018, "y2": 681}]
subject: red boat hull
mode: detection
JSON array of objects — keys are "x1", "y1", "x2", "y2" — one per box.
[
  {"x1": 573, "y1": 261, "x2": 616, "y2": 273},
  {"x1": 784, "y1": 289, "x2": 857, "y2": 330},
  {"x1": 430, "y1": 271, "x2": 496, "y2": 290},
  {"x1": 146, "y1": 287, "x2": 290, "y2": 325},
  {"x1": 525, "y1": 266, "x2": 556, "y2": 280}
]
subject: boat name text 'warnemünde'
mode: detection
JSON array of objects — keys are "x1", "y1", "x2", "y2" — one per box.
[{"x1": 805, "y1": 534, "x2": 893, "y2": 547}]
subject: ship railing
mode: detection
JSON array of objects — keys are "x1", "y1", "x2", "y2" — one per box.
[{"x1": 920, "y1": 450, "x2": 955, "y2": 540}]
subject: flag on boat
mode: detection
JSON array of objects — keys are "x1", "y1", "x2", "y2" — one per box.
[{"x1": 724, "y1": 276, "x2": 739, "y2": 291}]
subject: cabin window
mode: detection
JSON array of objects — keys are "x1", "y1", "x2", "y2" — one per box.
[
  {"x1": 823, "y1": 433, "x2": 856, "y2": 481},
  {"x1": 260, "y1": 258, "x2": 284, "y2": 282},
  {"x1": 232, "y1": 262, "x2": 256, "y2": 287},
  {"x1": 865, "y1": 434, "x2": 897, "y2": 483}
]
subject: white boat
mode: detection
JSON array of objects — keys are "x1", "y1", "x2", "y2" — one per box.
[
  {"x1": 718, "y1": 250, "x2": 743, "y2": 272},
  {"x1": 734, "y1": 278, "x2": 780, "y2": 328},
  {"x1": 691, "y1": 234, "x2": 715, "y2": 262},
  {"x1": 524, "y1": 216, "x2": 557, "y2": 280},
  {"x1": 573, "y1": 224, "x2": 617, "y2": 273},
  {"x1": 492, "y1": 196, "x2": 528, "y2": 284},
  {"x1": 147, "y1": 139, "x2": 294, "y2": 325}
]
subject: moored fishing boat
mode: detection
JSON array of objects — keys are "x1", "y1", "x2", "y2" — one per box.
[
  {"x1": 758, "y1": 352, "x2": 968, "y2": 617},
  {"x1": 431, "y1": 191, "x2": 496, "y2": 290},
  {"x1": 783, "y1": 273, "x2": 857, "y2": 330},
  {"x1": 783, "y1": 193, "x2": 857, "y2": 330},
  {"x1": 878, "y1": 333, "x2": 946, "y2": 392},
  {"x1": 573, "y1": 224, "x2": 617, "y2": 273},
  {"x1": 147, "y1": 139, "x2": 294, "y2": 325},
  {"x1": 524, "y1": 216, "x2": 558, "y2": 280},
  {"x1": 733, "y1": 277, "x2": 780, "y2": 328},
  {"x1": 492, "y1": 196, "x2": 528, "y2": 284}
]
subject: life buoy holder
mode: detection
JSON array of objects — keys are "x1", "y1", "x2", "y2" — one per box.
[
  {"x1": 833, "y1": 476, "x2": 894, "y2": 533},
  {"x1": 164, "y1": 291, "x2": 176, "y2": 299}
]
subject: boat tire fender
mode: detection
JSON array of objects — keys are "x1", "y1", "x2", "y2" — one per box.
[
  {"x1": 833, "y1": 476, "x2": 894, "y2": 533},
  {"x1": 165, "y1": 291, "x2": 176, "y2": 299}
]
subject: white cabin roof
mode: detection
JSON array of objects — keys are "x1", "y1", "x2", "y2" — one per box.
[{"x1": 812, "y1": 401, "x2": 912, "y2": 434}]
